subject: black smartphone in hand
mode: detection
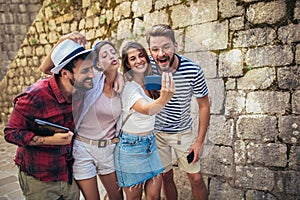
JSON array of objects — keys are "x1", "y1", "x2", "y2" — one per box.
[{"x1": 187, "y1": 151, "x2": 194, "y2": 164}]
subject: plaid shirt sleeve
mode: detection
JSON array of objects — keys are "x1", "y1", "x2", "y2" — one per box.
[{"x1": 4, "y1": 92, "x2": 38, "y2": 146}]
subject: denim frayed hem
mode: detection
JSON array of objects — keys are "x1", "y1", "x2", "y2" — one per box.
[
  {"x1": 125, "y1": 173, "x2": 162, "y2": 191},
  {"x1": 116, "y1": 167, "x2": 164, "y2": 188}
]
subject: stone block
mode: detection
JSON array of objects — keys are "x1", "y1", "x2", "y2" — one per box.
[
  {"x1": 48, "y1": 32, "x2": 58, "y2": 44},
  {"x1": 23, "y1": 46, "x2": 32, "y2": 57},
  {"x1": 219, "y1": 49, "x2": 243, "y2": 77},
  {"x1": 229, "y1": 16, "x2": 244, "y2": 31},
  {"x1": 114, "y1": 2, "x2": 131, "y2": 21},
  {"x1": 78, "y1": 19, "x2": 85, "y2": 30},
  {"x1": 246, "y1": 0, "x2": 286, "y2": 24},
  {"x1": 235, "y1": 166, "x2": 274, "y2": 191},
  {"x1": 246, "y1": 91, "x2": 290, "y2": 114},
  {"x1": 206, "y1": 79, "x2": 225, "y2": 114},
  {"x1": 289, "y1": 145, "x2": 300, "y2": 170},
  {"x1": 209, "y1": 178, "x2": 244, "y2": 199},
  {"x1": 117, "y1": 19, "x2": 132, "y2": 40},
  {"x1": 295, "y1": 0, "x2": 300, "y2": 20},
  {"x1": 132, "y1": 0, "x2": 152, "y2": 18},
  {"x1": 35, "y1": 21, "x2": 44, "y2": 33},
  {"x1": 278, "y1": 116, "x2": 300, "y2": 144},
  {"x1": 233, "y1": 27, "x2": 276, "y2": 48},
  {"x1": 184, "y1": 51, "x2": 217, "y2": 79},
  {"x1": 237, "y1": 115, "x2": 277, "y2": 142},
  {"x1": 278, "y1": 24, "x2": 300, "y2": 44},
  {"x1": 234, "y1": 140, "x2": 246, "y2": 164},
  {"x1": 277, "y1": 66, "x2": 300, "y2": 90},
  {"x1": 171, "y1": 0, "x2": 217, "y2": 28},
  {"x1": 246, "y1": 190, "x2": 277, "y2": 200},
  {"x1": 16, "y1": 13, "x2": 30, "y2": 24},
  {"x1": 296, "y1": 44, "x2": 300, "y2": 64},
  {"x1": 225, "y1": 90, "x2": 245, "y2": 115},
  {"x1": 292, "y1": 90, "x2": 300, "y2": 114},
  {"x1": 245, "y1": 45, "x2": 293, "y2": 68},
  {"x1": 27, "y1": 4, "x2": 40, "y2": 12},
  {"x1": 275, "y1": 171, "x2": 300, "y2": 195},
  {"x1": 219, "y1": 0, "x2": 244, "y2": 18},
  {"x1": 206, "y1": 115, "x2": 233, "y2": 146},
  {"x1": 237, "y1": 67, "x2": 276, "y2": 90},
  {"x1": 61, "y1": 23, "x2": 70, "y2": 35},
  {"x1": 155, "y1": 0, "x2": 180, "y2": 10},
  {"x1": 201, "y1": 146, "x2": 234, "y2": 178},
  {"x1": 144, "y1": 11, "x2": 168, "y2": 30},
  {"x1": 35, "y1": 46, "x2": 45, "y2": 57},
  {"x1": 132, "y1": 18, "x2": 145, "y2": 36},
  {"x1": 86, "y1": 3, "x2": 100, "y2": 17},
  {"x1": 246, "y1": 142, "x2": 287, "y2": 167},
  {"x1": 85, "y1": 29, "x2": 95, "y2": 41},
  {"x1": 185, "y1": 21, "x2": 228, "y2": 51}
]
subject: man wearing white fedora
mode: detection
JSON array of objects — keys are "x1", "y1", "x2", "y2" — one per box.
[{"x1": 4, "y1": 32, "x2": 95, "y2": 200}]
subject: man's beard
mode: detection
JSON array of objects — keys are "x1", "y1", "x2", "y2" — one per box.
[
  {"x1": 157, "y1": 54, "x2": 175, "y2": 72},
  {"x1": 70, "y1": 78, "x2": 93, "y2": 91}
]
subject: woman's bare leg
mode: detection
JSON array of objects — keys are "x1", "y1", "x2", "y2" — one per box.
[
  {"x1": 76, "y1": 176, "x2": 100, "y2": 200},
  {"x1": 99, "y1": 172, "x2": 123, "y2": 200},
  {"x1": 144, "y1": 174, "x2": 163, "y2": 200}
]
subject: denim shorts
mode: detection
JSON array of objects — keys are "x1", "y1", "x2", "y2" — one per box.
[{"x1": 114, "y1": 131, "x2": 164, "y2": 187}]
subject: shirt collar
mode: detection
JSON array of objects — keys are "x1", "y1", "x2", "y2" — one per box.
[{"x1": 49, "y1": 76, "x2": 69, "y2": 104}]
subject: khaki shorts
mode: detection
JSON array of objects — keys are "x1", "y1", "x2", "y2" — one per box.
[
  {"x1": 18, "y1": 170, "x2": 80, "y2": 200},
  {"x1": 155, "y1": 129, "x2": 201, "y2": 173}
]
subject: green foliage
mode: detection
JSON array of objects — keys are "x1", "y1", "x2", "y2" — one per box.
[
  {"x1": 29, "y1": 37, "x2": 38, "y2": 45},
  {"x1": 99, "y1": 15, "x2": 107, "y2": 24}
]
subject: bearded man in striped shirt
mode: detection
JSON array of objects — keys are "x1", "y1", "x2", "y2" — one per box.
[{"x1": 146, "y1": 24, "x2": 210, "y2": 200}]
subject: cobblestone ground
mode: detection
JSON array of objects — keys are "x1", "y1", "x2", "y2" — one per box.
[{"x1": 0, "y1": 134, "x2": 24, "y2": 200}]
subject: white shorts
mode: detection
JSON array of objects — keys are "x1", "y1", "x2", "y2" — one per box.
[
  {"x1": 72, "y1": 139, "x2": 116, "y2": 180},
  {"x1": 155, "y1": 129, "x2": 201, "y2": 173}
]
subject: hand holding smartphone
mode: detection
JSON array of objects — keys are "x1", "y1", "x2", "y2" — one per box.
[
  {"x1": 145, "y1": 75, "x2": 162, "y2": 90},
  {"x1": 187, "y1": 151, "x2": 194, "y2": 164}
]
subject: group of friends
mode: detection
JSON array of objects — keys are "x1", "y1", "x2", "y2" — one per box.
[{"x1": 4, "y1": 24, "x2": 210, "y2": 200}]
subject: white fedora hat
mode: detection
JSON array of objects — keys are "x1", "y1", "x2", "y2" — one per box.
[{"x1": 51, "y1": 39, "x2": 93, "y2": 74}]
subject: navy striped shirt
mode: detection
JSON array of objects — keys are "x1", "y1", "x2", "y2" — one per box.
[{"x1": 150, "y1": 54, "x2": 208, "y2": 133}]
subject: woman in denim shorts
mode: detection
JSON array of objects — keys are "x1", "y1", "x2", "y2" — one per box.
[{"x1": 115, "y1": 42, "x2": 175, "y2": 199}]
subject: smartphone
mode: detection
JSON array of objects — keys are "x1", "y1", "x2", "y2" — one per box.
[
  {"x1": 34, "y1": 119, "x2": 69, "y2": 134},
  {"x1": 186, "y1": 151, "x2": 194, "y2": 164},
  {"x1": 145, "y1": 75, "x2": 162, "y2": 90}
]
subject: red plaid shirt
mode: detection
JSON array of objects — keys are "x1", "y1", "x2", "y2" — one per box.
[{"x1": 4, "y1": 76, "x2": 83, "y2": 182}]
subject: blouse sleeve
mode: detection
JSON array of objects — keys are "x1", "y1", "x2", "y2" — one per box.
[{"x1": 121, "y1": 82, "x2": 144, "y2": 111}]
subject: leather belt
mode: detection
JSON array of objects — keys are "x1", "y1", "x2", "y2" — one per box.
[{"x1": 75, "y1": 135, "x2": 119, "y2": 148}]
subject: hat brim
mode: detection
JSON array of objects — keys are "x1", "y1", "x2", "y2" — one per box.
[{"x1": 51, "y1": 49, "x2": 93, "y2": 74}]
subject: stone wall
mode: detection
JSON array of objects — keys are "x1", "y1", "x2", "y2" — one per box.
[
  {"x1": 0, "y1": 0, "x2": 300, "y2": 199},
  {"x1": 0, "y1": 0, "x2": 42, "y2": 81}
]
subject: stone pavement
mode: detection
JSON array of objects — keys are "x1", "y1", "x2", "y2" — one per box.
[{"x1": 0, "y1": 134, "x2": 24, "y2": 200}]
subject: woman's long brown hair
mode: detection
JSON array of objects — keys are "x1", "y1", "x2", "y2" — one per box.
[{"x1": 121, "y1": 42, "x2": 160, "y2": 99}]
